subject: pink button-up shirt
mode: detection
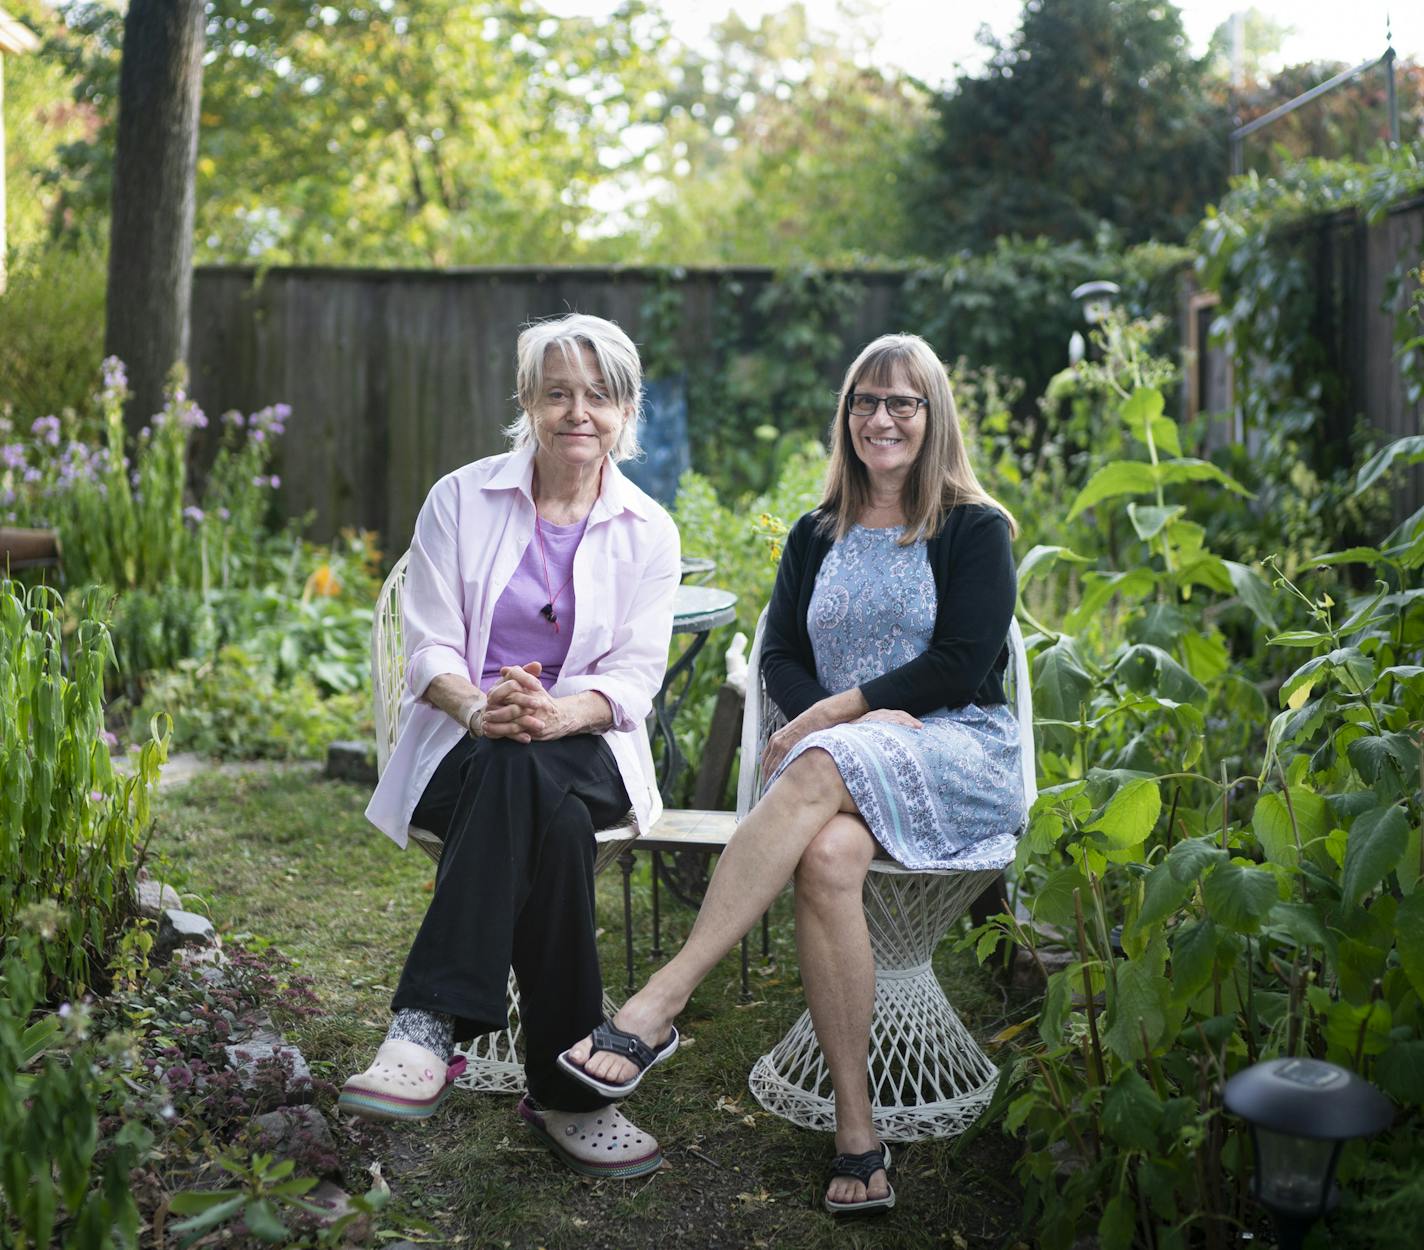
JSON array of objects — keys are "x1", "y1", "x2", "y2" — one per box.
[{"x1": 366, "y1": 443, "x2": 680, "y2": 846}]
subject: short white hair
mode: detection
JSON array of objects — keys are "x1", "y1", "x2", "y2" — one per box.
[{"x1": 507, "y1": 313, "x2": 643, "y2": 462}]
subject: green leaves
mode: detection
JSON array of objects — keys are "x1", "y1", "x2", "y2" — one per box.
[
  {"x1": 1121, "y1": 388, "x2": 1180, "y2": 457},
  {"x1": 1341, "y1": 806, "x2": 1409, "y2": 906},
  {"x1": 1354, "y1": 433, "x2": 1424, "y2": 494},
  {"x1": 1067, "y1": 461, "x2": 1158, "y2": 521},
  {"x1": 1103, "y1": 960, "x2": 1171, "y2": 1059},
  {"x1": 1032, "y1": 636, "x2": 1094, "y2": 722},
  {"x1": 1201, "y1": 863, "x2": 1279, "y2": 932},
  {"x1": 1393, "y1": 890, "x2": 1424, "y2": 999},
  {"x1": 1102, "y1": 1068, "x2": 1163, "y2": 1153},
  {"x1": 1086, "y1": 778, "x2": 1162, "y2": 849}
]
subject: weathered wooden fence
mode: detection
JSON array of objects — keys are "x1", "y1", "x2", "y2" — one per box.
[
  {"x1": 189, "y1": 266, "x2": 909, "y2": 545},
  {"x1": 1185, "y1": 196, "x2": 1424, "y2": 519}
]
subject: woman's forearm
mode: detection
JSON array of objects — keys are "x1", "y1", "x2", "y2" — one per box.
[
  {"x1": 422, "y1": 673, "x2": 486, "y2": 732},
  {"x1": 803, "y1": 687, "x2": 870, "y2": 731},
  {"x1": 557, "y1": 691, "x2": 614, "y2": 736}
]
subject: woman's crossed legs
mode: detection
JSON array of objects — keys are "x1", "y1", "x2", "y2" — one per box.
[{"x1": 563, "y1": 746, "x2": 889, "y2": 1204}]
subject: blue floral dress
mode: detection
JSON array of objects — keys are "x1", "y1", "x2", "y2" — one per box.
[{"x1": 773, "y1": 524, "x2": 1026, "y2": 870}]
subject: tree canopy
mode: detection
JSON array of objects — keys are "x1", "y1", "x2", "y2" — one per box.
[{"x1": 914, "y1": 0, "x2": 1229, "y2": 252}]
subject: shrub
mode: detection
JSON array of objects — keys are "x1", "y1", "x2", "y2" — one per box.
[
  {"x1": 0, "y1": 579, "x2": 166, "y2": 992},
  {"x1": 967, "y1": 317, "x2": 1423, "y2": 1248}
]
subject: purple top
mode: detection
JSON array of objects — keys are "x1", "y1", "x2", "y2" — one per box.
[{"x1": 480, "y1": 514, "x2": 588, "y2": 691}]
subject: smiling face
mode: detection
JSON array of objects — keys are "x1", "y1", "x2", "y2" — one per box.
[
  {"x1": 846, "y1": 365, "x2": 927, "y2": 485},
  {"x1": 529, "y1": 344, "x2": 630, "y2": 470}
]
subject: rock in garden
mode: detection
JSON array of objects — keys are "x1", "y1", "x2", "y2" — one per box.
[
  {"x1": 134, "y1": 879, "x2": 182, "y2": 917},
  {"x1": 155, "y1": 908, "x2": 216, "y2": 961},
  {"x1": 252, "y1": 1105, "x2": 341, "y2": 1180},
  {"x1": 326, "y1": 740, "x2": 378, "y2": 785},
  {"x1": 222, "y1": 1040, "x2": 314, "y2": 1107}
]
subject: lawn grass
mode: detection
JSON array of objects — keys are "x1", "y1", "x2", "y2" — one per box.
[{"x1": 150, "y1": 767, "x2": 1034, "y2": 1249}]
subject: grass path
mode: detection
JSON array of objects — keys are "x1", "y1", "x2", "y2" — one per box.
[{"x1": 151, "y1": 768, "x2": 1031, "y2": 1249}]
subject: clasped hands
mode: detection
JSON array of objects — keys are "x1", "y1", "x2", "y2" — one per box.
[{"x1": 468, "y1": 662, "x2": 576, "y2": 743}]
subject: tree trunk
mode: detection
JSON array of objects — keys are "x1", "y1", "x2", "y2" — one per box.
[{"x1": 104, "y1": 0, "x2": 205, "y2": 434}]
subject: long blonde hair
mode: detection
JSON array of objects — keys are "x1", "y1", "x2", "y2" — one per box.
[{"x1": 819, "y1": 334, "x2": 1017, "y2": 544}]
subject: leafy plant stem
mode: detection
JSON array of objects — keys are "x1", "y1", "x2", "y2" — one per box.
[{"x1": 1073, "y1": 888, "x2": 1106, "y2": 1087}]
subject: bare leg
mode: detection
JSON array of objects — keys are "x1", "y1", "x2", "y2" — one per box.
[
  {"x1": 794, "y1": 814, "x2": 887, "y2": 1204},
  {"x1": 567, "y1": 748, "x2": 854, "y2": 1084}
]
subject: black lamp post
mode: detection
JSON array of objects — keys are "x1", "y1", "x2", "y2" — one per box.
[{"x1": 1222, "y1": 1057, "x2": 1393, "y2": 1250}]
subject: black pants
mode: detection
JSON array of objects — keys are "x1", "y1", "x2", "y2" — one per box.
[{"x1": 391, "y1": 733, "x2": 630, "y2": 1112}]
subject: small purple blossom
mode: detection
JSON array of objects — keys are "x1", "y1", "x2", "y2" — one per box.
[
  {"x1": 58, "y1": 1003, "x2": 72, "y2": 1019},
  {"x1": 100, "y1": 730, "x2": 118, "y2": 749},
  {"x1": 252, "y1": 474, "x2": 280, "y2": 489},
  {"x1": 217, "y1": 506, "x2": 231, "y2": 520},
  {"x1": 23, "y1": 467, "x2": 41, "y2": 484},
  {"x1": 102, "y1": 357, "x2": 128, "y2": 391},
  {"x1": 183, "y1": 506, "x2": 205, "y2": 524},
  {"x1": 250, "y1": 428, "x2": 266, "y2": 444},
  {"x1": 1, "y1": 444, "x2": 25, "y2": 470},
  {"x1": 179, "y1": 403, "x2": 208, "y2": 431},
  {"x1": 222, "y1": 410, "x2": 245, "y2": 428},
  {"x1": 31, "y1": 415, "x2": 61, "y2": 446},
  {"x1": 89, "y1": 790, "x2": 104, "y2": 803}
]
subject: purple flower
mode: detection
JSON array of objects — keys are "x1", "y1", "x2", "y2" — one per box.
[
  {"x1": 23, "y1": 467, "x2": 41, "y2": 484},
  {"x1": 100, "y1": 730, "x2": 118, "y2": 749},
  {"x1": 222, "y1": 410, "x2": 245, "y2": 429},
  {"x1": 274, "y1": 403, "x2": 292, "y2": 420},
  {"x1": 31, "y1": 415, "x2": 61, "y2": 446},
  {"x1": 183, "y1": 506, "x2": 205, "y2": 524},
  {"x1": 102, "y1": 357, "x2": 128, "y2": 391},
  {"x1": 1, "y1": 445, "x2": 25, "y2": 470},
  {"x1": 180, "y1": 404, "x2": 208, "y2": 431},
  {"x1": 217, "y1": 506, "x2": 231, "y2": 520},
  {"x1": 58, "y1": 1003, "x2": 72, "y2": 1019},
  {"x1": 89, "y1": 790, "x2": 104, "y2": 803},
  {"x1": 250, "y1": 429, "x2": 265, "y2": 444}
]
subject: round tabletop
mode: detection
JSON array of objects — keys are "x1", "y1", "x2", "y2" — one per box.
[
  {"x1": 680, "y1": 555, "x2": 716, "y2": 583},
  {"x1": 672, "y1": 585, "x2": 737, "y2": 634}
]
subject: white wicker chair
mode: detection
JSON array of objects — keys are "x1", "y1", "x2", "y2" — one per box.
[
  {"x1": 372, "y1": 553, "x2": 636, "y2": 1094},
  {"x1": 739, "y1": 609, "x2": 1037, "y2": 1142}
]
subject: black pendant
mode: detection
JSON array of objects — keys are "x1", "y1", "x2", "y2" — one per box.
[{"x1": 540, "y1": 602, "x2": 557, "y2": 624}]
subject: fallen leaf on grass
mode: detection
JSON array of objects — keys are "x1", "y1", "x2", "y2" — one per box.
[
  {"x1": 951, "y1": 1234, "x2": 969, "y2": 1249},
  {"x1": 715, "y1": 1095, "x2": 743, "y2": 1114},
  {"x1": 989, "y1": 1020, "x2": 1032, "y2": 1045},
  {"x1": 741, "y1": 1114, "x2": 757, "y2": 1128},
  {"x1": 736, "y1": 1188, "x2": 774, "y2": 1206},
  {"x1": 734, "y1": 999, "x2": 765, "y2": 1010}
]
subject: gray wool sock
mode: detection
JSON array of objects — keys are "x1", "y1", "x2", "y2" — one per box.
[{"x1": 386, "y1": 1007, "x2": 455, "y2": 1058}]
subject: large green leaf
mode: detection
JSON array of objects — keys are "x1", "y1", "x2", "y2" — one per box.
[
  {"x1": 1017, "y1": 544, "x2": 1093, "y2": 586},
  {"x1": 1135, "y1": 861, "x2": 1194, "y2": 931},
  {"x1": 1354, "y1": 433, "x2": 1424, "y2": 494},
  {"x1": 1102, "y1": 1068, "x2": 1163, "y2": 1153},
  {"x1": 1103, "y1": 959, "x2": 1170, "y2": 1059},
  {"x1": 1201, "y1": 863, "x2": 1278, "y2": 933},
  {"x1": 1032, "y1": 636, "x2": 1094, "y2": 722},
  {"x1": 1266, "y1": 901, "x2": 1331, "y2": 952},
  {"x1": 1341, "y1": 805, "x2": 1409, "y2": 906},
  {"x1": 1155, "y1": 458, "x2": 1252, "y2": 497},
  {"x1": 1376, "y1": 1041, "x2": 1424, "y2": 1106},
  {"x1": 1067, "y1": 461, "x2": 1158, "y2": 520},
  {"x1": 1126, "y1": 503, "x2": 1184, "y2": 542},
  {"x1": 1087, "y1": 777, "x2": 1162, "y2": 848},
  {"x1": 1169, "y1": 918, "x2": 1217, "y2": 1004},
  {"x1": 1167, "y1": 836, "x2": 1228, "y2": 883},
  {"x1": 1070, "y1": 568, "x2": 1159, "y2": 626},
  {"x1": 1029, "y1": 865, "x2": 1090, "y2": 929},
  {"x1": 1114, "y1": 644, "x2": 1207, "y2": 704},
  {"x1": 1395, "y1": 891, "x2": 1424, "y2": 999},
  {"x1": 1252, "y1": 788, "x2": 1330, "y2": 866},
  {"x1": 1223, "y1": 560, "x2": 1278, "y2": 630}
]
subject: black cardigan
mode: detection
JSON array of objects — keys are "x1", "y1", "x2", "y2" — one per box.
[{"x1": 761, "y1": 505, "x2": 1017, "y2": 721}]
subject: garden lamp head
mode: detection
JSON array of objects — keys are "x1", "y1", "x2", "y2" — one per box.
[
  {"x1": 1222, "y1": 1058, "x2": 1392, "y2": 1224},
  {"x1": 1070, "y1": 279, "x2": 1120, "y2": 327}
]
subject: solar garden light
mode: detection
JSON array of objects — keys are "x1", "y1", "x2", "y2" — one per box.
[
  {"x1": 1067, "y1": 280, "x2": 1120, "y2": 364},
  {"x1": 1222, "y1": 1057, "x2": 1393, "y2": 1250}
]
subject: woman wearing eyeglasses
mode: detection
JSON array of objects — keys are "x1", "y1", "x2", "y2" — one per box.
[{"x1": 559, "y1": 333, "x2": 1025, "y2": 1214}]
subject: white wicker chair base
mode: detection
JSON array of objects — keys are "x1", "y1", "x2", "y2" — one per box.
[{"x1": 748, "y1": 864, "x2": 1005, "y2": 1143}]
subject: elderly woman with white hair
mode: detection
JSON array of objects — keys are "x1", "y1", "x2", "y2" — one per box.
[{"x1": 342, "y1": 314, "x2": 679, "y2": 1180}]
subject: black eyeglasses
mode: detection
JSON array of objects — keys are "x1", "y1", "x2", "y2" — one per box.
[{"x1": 847, "y1": 393, "x2": 928, "y2": 419}]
